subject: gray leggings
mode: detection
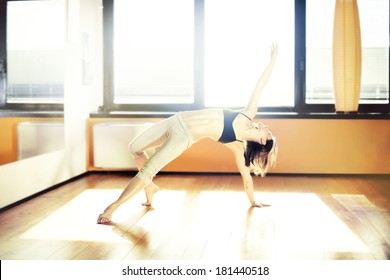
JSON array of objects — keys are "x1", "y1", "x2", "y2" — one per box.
[{"x1": 128, "y1": 113, "x2": 195, "y2": 184}]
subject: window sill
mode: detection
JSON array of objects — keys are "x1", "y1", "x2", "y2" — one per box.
[
  {"x1": 0, "y1": 110, "x2": 64, "y2": 118},
  {"x1": 90, "y1": 111, "x2": 390, "y2": 120}
]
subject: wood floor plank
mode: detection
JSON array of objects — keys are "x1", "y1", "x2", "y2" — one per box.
[{"x1": 0, "y1": 173, "x2": 389, "y2": 260}]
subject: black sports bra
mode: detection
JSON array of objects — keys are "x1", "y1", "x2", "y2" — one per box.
[{"x1": 218, "y1": 110, "x2": 251, "y2": 143}]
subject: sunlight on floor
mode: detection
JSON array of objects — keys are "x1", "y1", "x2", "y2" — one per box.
[
  {"x1": 20, "y1": 189, "x2": 133, "y2": 243},
  {"x1": 332, "y1": 194, "x2": 378, "y2": 211},
  {"x1": 195, "y1": 191, "x2": 369, "y2": 255},
  {"x1": 19, "y1": 189, "x2": 188, "y2": 243},
  {"x1": 260, "y1": 192, "x2": 369, "y2": 254},
  {"x1": 114, "y1": 190, "x2": 188, "y2": 230},
  {"x1": 19, "y1": 188, "x2": 370, "y2": 256}
]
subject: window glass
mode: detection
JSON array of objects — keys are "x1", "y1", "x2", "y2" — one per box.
[
  {"x1": 204, "y1": 0, "x2": 295, "y2": 108},
  {"x1": 113, "y1": 0, "x2": 194, "y2": 104},
  {"x1": 6, "y1": 0, "x2": 65, "y2": 104}
]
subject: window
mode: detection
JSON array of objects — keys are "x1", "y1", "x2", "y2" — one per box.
[
  {"x1": 306, "y1": 0, "x2": 389, "y2": 112},
  {"x1": 103, "y1": 0, "x2": 390, "y2": 114},
  {"x1": 204, "y1": 0, "x2": 294, "y2": 108},
  {"x1": 104, "y1": 0, "x2": 295, "y2": 112},
  {"x1": 113, "y1": 0, "x2": 194, "y2": 105},
  {"x1": 0, "y1": 0, "x2": 65, "y2": 109}
]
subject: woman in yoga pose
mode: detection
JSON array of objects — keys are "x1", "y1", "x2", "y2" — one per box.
[{"x1": 97, "y1": 44, "x2": 278, "y2": 224}]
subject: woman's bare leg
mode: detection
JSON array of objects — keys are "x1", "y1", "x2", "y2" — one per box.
[
  {"x1": 97, "y1": 116, "x2": 188, "y2": 224},
  {"x1": 142, "y1": 183, "x2": 159, "y2": 206},
  {"x1": 129, "y1": 120, "x2": 172, "y2": 207},
  {"x1": 97, "y1": 176, "x2": 147, "y2": 224},
  {"x1": 132, "y1": 152, "x2": 159, "y2": 206}
]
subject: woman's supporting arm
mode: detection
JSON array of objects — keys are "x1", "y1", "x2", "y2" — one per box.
[{"x1": 229, "y1": 144, "x2": 258, "y2": 206}]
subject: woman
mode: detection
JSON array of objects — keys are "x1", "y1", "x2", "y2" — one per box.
[{"x1": 97, "y1": 44, "x2": 278, "y2": 224}]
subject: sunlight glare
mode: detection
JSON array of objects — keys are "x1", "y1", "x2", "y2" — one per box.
[
  {"x1": 196, "y1": 191, "x2": 369, "y2": 254},
  {"x1": 19, "y1": 188, "x2": 369, "y2": 255},
  {"x1": 20, "y1": 190, "x2": 131, "y2": 243},
  {"x1": 19, "y1": 189, "x2": 188, "y2": 243}
]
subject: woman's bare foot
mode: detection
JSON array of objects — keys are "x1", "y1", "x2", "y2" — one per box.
[
  {"x1": 142, "y1": 183, "x2": 159, "y2": 206},
  {"x1": 252, "y1": 202, "x2": 271, "y2": 208},
  {"x1": 97, "y1": 207, "x2": 115, "y2": 224}
]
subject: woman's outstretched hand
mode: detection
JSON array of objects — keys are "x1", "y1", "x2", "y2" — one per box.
[{"x1": 269, "y1": 42, "x2": 278, "y2": 62}]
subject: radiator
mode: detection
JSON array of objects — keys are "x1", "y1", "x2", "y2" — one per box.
[
  {"x1": 93, "y1": 121, "x2": 155, "y2": 168},
  {"x1": 17, "y1": 121, "x2": 65, "y2": 160}
]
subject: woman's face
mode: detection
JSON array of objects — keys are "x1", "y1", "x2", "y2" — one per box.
[{"x1": 253, "y1": 122, "x2": 273, "y2": 145}]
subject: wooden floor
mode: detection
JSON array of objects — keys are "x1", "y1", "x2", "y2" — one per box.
[{"x1": 1, "y1": 172, "x2": 389, "y2": 260}]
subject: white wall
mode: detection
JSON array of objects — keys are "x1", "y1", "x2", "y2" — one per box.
[{"x1": 0, "y1": 0, "x2": 103, "y2": 209}]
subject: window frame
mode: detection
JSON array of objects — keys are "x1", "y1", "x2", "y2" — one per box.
[
  {"x1": 102, "y1": 0, "x2": 389, "y2": 115},
  {"x1": 0, "y1": 0, "x2": 64, "y2": 112},
  {"x1": 103, "y1": 0, "x2": 205, "y2": 113},
  {"x1": 103, "y1": 0, "x2": 298, "y2": 113}
]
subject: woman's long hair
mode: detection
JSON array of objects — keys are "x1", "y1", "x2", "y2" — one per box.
[{"x1": 243, "y1": 137, "x2": 278, "y2": 177}]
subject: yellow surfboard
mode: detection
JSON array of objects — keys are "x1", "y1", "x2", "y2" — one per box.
[{"x1": 332, "y1": 0, "x2": 362, "y2": 112}]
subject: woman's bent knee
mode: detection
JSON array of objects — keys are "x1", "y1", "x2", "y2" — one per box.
[{"x1": 128, "y1": 141, "x2": 143, "y2": 157}]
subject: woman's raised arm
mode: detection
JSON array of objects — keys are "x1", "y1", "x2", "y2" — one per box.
[{"x1": 241, "y1": 43, "x2": 278, "y2": 119}]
